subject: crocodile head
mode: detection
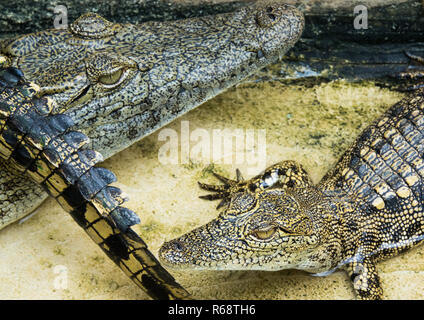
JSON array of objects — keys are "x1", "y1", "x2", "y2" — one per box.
[
  {"x1": 0, "y1": 1, "x2": 304, "y2": 159},
  {"x1": 159, "y1": 188, "x2": 344, "y2": 273}
]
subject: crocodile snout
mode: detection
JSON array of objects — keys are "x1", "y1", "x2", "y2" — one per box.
[{"x1": 159, "y1": 239, "x2": 188, "y2": 267}]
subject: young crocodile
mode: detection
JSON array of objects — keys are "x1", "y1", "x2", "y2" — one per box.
[
  {"x1": 0, "y1": 2, "x2": 304, "y2": 299},
  {"x1": 159, "y1": 74, "x2": 424, "y2": 300}
]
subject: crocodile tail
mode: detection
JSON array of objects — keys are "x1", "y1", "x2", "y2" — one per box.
[{"x1": 0, "y1": 67, "x2": 190, "y2": 300}]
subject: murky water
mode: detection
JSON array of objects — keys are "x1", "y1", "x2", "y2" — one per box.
[{"x1": 1, "y1": 62, "x2": 424, "y2": 299}]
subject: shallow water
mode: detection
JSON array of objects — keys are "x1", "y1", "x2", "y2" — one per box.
[{"x1": 1, "y1": 68, "x2": 424, "y2": 299}]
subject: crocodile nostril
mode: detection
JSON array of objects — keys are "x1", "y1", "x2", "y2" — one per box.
[
  {"x1": 172, "y1": 240, "x2": 184, "y2": 251},
  {"x1": 162, "y1": 239, "x2": 185, "y2": 253},
  {"x1": 159, "y1": 239, "x2": 186, "y2": 263},
  {"x1": 266, "y1": 6, "x2": 276, "y2": 21},
  {"x1": 267, "y1": 13, "x2": 276, "y2": 21},
  {"x1": 257, "y1": 49, "x2": 265, "y2": 59},
  {"x1": 255, "y1": 7, "x2": 280, "y2": 28}
]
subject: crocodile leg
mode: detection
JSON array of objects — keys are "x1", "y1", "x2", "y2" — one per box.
[
  {"x1": 0, "y1": 158, "x2": 48, "y2": 228},
  {"x1": 199, "y1": 160, "x2": 313, "y2": 208},
  {"x1": 0, "y1": 67, "x2": 190, "y2": 300},
  {"x1": 345, "y1": 259, "x2": 383, "y2": 300}
]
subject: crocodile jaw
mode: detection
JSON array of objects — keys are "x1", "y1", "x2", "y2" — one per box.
[
  {"x1": 159, "y1": 222, "x2": 325, "y2": 273},
  {"x1": 1, "y1": 1, "x2": 304, "y2": 159},
  {"x1": 159, "y1": 188, "x2": 341, "y2": 273},
  {"x1": 71, "y1": 1, "x2": 305, "y2": 159}
]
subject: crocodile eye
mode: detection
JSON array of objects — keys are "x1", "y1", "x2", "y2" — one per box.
[
  {"x1": 250, "y1": 226, "x2": 277, "y2": 240},
  {"x1": 98, "y1": 68, "x2": 125, "y2": 86},
  {"x1": 85, "y1": 53, "x2": 137, "y2": 90}
]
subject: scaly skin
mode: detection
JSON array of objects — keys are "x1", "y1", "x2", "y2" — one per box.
[
  {"x1": 159, "y1": 79, "x2": 424, "y2": 299},
  {"x1": 0, "y1": 2, "x2": 304, "y2": 299},
  {"x1": 0, "y1": 2, "x2": 304, "y2": 160},
  {"x1": 0, "y1": 66, "x2": 190, "y2": 299},
  {"x1": 0, "y1": 1, "x2": 304, "y2": 228}
]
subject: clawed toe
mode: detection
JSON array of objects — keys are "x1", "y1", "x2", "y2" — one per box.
[
  {"x1": 197, "y1": 168, "x2": 247, "y2": 209},
  {"x1": 211, "y1": 172, "x2": 236, "y2": 185},
  {"x1": 197, "y1": 181, "x2": 229, "y2": 192},
  {"x1": 199, "y1": 192, "x2": 229, "y2": 201},
  {"x1": 235, "y1": 168, "x2": 244, "y2": 182}
]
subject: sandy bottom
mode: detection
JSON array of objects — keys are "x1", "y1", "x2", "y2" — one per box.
[{"x1": 1, "y1": 76, "x2": 423, "y2": 300}]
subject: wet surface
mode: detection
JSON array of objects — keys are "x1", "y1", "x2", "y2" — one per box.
[{"x1": 1, "y1": 67, "x2": 424, "y2": 299}]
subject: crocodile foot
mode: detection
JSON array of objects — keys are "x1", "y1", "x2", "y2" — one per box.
[
  {"x1": 198, "y1": 161, "x2": 314, "y2": 209},
  {"x1": 198, "y1": 169, "x2": 248, "y2": 209}
]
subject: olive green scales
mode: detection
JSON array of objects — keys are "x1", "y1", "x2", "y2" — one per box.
[{"x1": 0, "y1": 2, "x2": 304, "y2": 299}]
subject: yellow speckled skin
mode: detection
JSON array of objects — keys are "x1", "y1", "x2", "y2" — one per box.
[
  {"x1": 160, "y1": 89, "x2": 424, "y2": 300},
  {"x1": 0, "y1": 2, "x2": 304, "y2": 299}
]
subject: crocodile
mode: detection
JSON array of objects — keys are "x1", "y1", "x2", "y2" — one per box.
[
  {"x1": 159, "y1": 59, "x2": 424, "y2": 300},
  {"x1": 0, "y1": 2, "x2": 305, "y2": 299}
]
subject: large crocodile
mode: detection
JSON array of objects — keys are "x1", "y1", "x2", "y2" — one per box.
[
  {"x1": 159, "y1": 60, "x2": 424, "y2": 299},
  {"x1": 0, "y1": 2, "x2": 304, "y2": 299}
]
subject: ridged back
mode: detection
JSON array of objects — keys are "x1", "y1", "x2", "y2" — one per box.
[
  {"x1": 0, "y1": 67, "x2": 190, "y2": 300},
  {"x1": 320, "y1": 91, "x2": 424, "y2": 248}
]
